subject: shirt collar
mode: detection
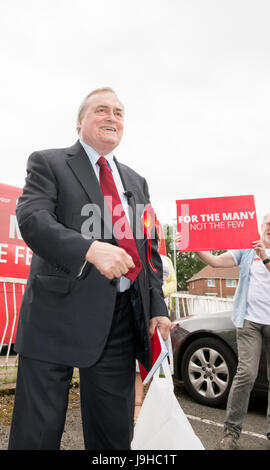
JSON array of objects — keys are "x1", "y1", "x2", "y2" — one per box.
[{"x1": 79, "y1": 139, "x2": 115, "y2": 169}]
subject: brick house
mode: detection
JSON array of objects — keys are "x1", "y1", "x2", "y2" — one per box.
[{"x1": 187, "y1": 265, "x2": 240, "y2": 298}]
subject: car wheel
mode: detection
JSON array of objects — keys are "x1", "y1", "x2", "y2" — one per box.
[{"x1": 181, "y1": 337, "x2": 237, "y2": 407}]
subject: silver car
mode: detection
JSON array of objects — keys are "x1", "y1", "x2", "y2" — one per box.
[{"x1": 171, "y1": 310, "x2": 268, "y2": 407}]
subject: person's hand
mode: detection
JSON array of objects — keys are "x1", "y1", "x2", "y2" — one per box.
[
  {"x1": 86, "y1": 241, "x2": 135, "y2": 279},
  {"x1": 175, "y1": 232, "x2": 182, "y2": 249},
  {"x1": 252, "y1": 240, "x2": 267, "y2": 261},
  {"x1": 149, "y1": 316, "x2": 172, "y2": 341}
]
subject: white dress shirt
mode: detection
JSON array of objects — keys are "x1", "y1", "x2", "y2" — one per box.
[{"x1": 80, "y1": 139, "x2": 131, "y2": 292}]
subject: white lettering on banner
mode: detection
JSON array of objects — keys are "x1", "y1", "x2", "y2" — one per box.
[
  {"x1": 222, "y1": 211, "x2": 255, "y2": 221},
  {"x1": 0, "y1": 244, "x2": 8, "y2": 263},
  {"x1": 227, "y1": 220, "x2": 245, "y2": 228},
  {"x1": 14, "y1": 245, "x2": 32, "y2": 265},
  {"x1": 0, "y1": 243, "x2": 32, "y2": 265},
  {"x1": 178, "y1": 215, "x2": 198, "y2": 223},
  {"x1": 209, "y1": 221, "x2": 225, "y2": 229},
  {"x1": 200, "y1": 213, "x2": 220, "y2": 222},
  {"x1": 178, "y1": 207, "x2": 256, "y2": 239},
  {"x1": 9, "y1": 215, "x2": 22, "y2": 240},
  {"x1": 15, "y1": 246, "x2": 25, "y2": 264},
  {"x1": 190, "y1": 222, "x2": 207, "y2": 230},
  {"x1": 179, "y1": 211, "x2": 255, "y2": 225}
]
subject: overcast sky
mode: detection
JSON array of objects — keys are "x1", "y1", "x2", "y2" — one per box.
[{"x1": 1, "y1": 0, "x2": 269, "y2": 228}]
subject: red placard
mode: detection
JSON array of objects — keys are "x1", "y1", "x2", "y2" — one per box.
[
  {"x1": 176, "y1": 195, "x2": 259, "y2": 252},
  {"x1": 0, "y1": 182, "x2": 31, "y2": 279},
  {"x1": 138, "y1": 328, "x2": 168, "y2": 384},
  {"x1": 0, "y1": 183, "x2": 31, "y2": 344}
]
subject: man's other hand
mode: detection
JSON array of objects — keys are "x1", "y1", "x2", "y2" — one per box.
[{"x1": 149, "y1": 316, "x2": 172, "y2": 341}]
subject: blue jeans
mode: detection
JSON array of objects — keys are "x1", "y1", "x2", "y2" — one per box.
[{"x1": 224, "y1": 320, "x2": 270, "y2": 437}]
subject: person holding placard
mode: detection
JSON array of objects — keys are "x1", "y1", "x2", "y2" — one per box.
[{"x1": 189, "y1": 212, "x2": 270, "y2": 450}]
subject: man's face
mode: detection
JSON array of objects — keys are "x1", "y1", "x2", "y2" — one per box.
[
  {"x1": 78, "y1": 91, "x2": 124, "y2": 155},
  {"x1": 261, "y1": 214, "x2": 270, "y2": 246}
]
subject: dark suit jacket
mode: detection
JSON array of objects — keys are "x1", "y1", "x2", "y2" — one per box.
[{"x1": 14, "y1": 140, "x2": 168, "y2": 369}]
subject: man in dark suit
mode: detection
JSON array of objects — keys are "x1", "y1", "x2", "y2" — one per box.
[{"x1": 8, "y1": 87, "x2": 171, "y2": 450}]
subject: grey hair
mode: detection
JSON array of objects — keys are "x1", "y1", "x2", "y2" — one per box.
[
  {"x1": 76, "y1": 87, "x2": 121, "y2": 134},
  {"x1": 263, "y1": 212, "x2": 270, "y2": 224}
]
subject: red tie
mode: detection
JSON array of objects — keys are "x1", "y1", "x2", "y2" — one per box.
[{"x1": 97, "y1": 156, "x2": 142, "y2": 282}]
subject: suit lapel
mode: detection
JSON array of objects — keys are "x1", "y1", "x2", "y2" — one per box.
[{"x1": 66, "y1": 141, "x2": 113, "y2": 239}]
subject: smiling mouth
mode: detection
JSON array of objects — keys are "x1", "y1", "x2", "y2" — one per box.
[{"x1": 101, "y1": 127, "x2": 116, "y2": 132}]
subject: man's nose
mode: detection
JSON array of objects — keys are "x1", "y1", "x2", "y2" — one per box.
[{"x1": 105, "y1": 110, "x2": 117, "y2": 121}]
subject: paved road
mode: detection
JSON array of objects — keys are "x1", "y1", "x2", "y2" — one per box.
[
  {"x1": 0, "y1": 381, "x2": 269, "y2": 451},
  {"x1": 174, "y1": 380, "x2": 270, "y2": 450}
]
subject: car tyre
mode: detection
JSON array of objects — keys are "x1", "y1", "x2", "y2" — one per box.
[{"x1": 181, "y1": 337, "x2": 237, "y2": 407}]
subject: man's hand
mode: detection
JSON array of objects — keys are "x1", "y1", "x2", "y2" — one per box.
[
  {"x1": 252, "y1": 240, "x2": 267, "y2": 261},
  {"x1": 149, "y1": 316, "x2": 172, "y2": 341},
  {"x1": 86, "y1": 241, "x2": 135, "y2": 279}
]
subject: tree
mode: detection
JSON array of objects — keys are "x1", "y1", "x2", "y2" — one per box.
[
  {"x1": 176, "y1": 252, "x2": 205, "y2": 290},
  {"x1": 163, "y1": 224, "x2": 225, "y2": 291}
]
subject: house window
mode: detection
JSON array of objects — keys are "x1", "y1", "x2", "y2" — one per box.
[
  {"x1": 226, "y1": 279, "x2": 237, "y2": 287},
  {"x1": 207, "y1": 279, "x2": 215, "y2": 287}
]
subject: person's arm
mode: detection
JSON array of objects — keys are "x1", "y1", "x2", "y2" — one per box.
[
  {"x1": 16, "y1": 151, "x2": 92, "y2": 276},
  {"x1": 195, "y1": 250, "x2": 236, "y2": 268},
  {"x1": 176, "y1": 232, "x2": 236, "y2": 268}
]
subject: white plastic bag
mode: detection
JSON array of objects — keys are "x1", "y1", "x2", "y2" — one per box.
[{"x1": 131, "y1": 358, "x2": 204, "y2": 450}]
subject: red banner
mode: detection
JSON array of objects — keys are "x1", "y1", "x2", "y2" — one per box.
[
  {"x1": 176, "y1": 195, "x2": 259, "y2": 252},
  {"x1": 0, "y1": 183, "x2": 31, "y2": 344},
  {"x1": 0, "y1": 183, "x2": 31, "y2": 279}
]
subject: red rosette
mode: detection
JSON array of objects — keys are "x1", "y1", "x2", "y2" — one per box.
[{"x1": 142, "y1": 204, "x2": 157, "y2": 272}]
